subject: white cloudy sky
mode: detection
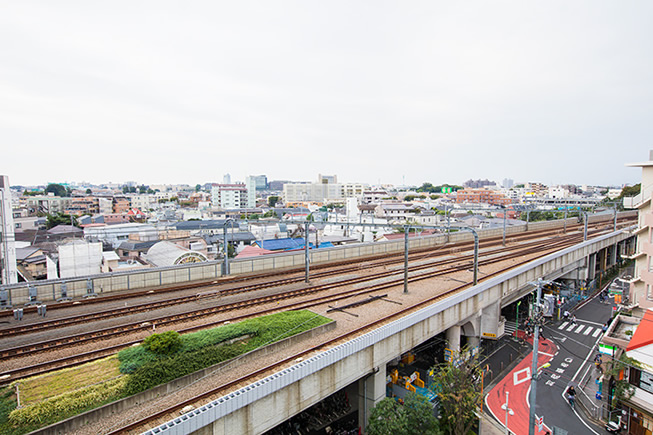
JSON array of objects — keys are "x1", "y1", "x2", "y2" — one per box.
[{"x1": 1, "y1": 1, "x2": 650, "y2": 187}]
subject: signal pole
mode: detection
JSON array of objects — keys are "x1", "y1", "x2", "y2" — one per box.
[{"x1": 528, "y1": 279, "x2": 544, "y2": 435}]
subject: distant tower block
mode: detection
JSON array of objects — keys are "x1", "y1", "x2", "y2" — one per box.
[{"x1": 0, "y1": 175, "x2": 18, "y2": 284}]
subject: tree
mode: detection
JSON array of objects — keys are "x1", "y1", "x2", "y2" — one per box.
[
  {"x1": 46, "y1": 213, "x2": 78, "y2": 229},
  {"x1": 619, "y1": 183, "x2": 640, "y2": 199},
  {"x1": 139, "y1": 185, "x2": 149, "y2": 194},
  {"x1": 428, "y1": 348, "x2": 482, "y2": 435},
  {"x1": 605, "y1": 353, "x2": 636, "y2": 408},
  {"x1": 195, "y1": 184, "x2": 202, "y2": 192},
  {"x1": 268, "y1": 196, "x2": 280, "y2": 207},
  {"x1": 85, "y1": 188, "x2": 92, "y2": 195},
  {"x1": 45, "y1": 183, "x2": 70, "y2": 197},
  {"x1": 367, "y1": 392, "x2": 439, "y2": 435},
  {"x1": 263, "y1": 210, "x2": 277, "y2": 218}
]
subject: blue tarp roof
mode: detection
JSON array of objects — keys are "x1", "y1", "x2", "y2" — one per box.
[{"x1": 255, "y1": 238, "x2": 334, "y2": 251}]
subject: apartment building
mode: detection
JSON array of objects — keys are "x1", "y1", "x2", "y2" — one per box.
[
  {"x1": 455, "y1": 188, "x2": 511, "y2": 206},
  {"x1": 23, "y1": 195, "x2": 71, "y2": 215},
  {"x1": 625, "y1": 151, "x2": 653, "y2": 309},
  {"x1": 211, "y1": 184, "x2": 254, "y2": 209},
  {"x1": 112, "y1": 196, "x2": 131, "y2": 214}
]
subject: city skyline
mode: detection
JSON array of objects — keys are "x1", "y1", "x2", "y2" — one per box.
[{"x1": 2, "y1": 2, "x2": 650, "y2": 187}]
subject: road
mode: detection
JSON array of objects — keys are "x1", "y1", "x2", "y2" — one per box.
[{"x1": 486, "y1": 290, "x2": 615, "y2": 434}]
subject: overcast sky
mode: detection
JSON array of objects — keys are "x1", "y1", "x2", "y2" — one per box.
[{"x1": 1, "y1": 1, "x2": 650, "y2": 188}]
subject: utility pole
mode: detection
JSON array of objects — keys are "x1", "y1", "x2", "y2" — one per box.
[
  {"x1": 404, "y1": 225, "x2": 409, "y2": 293},
  {"x1": 584, "y1": 212, "x2": 588, "y2": 241},
  {"x1": 304, "y1": 221, "x2": 310, "y2": 283},
  {"x1": 502, "y1": 206, "x2": 507, "y2": 247},
  {"x1": 563, "y1": 207, "x2": 568, "y2": 234},
  {"x1": 528, "y1": 279, "x2": 544, "y2": 435}
]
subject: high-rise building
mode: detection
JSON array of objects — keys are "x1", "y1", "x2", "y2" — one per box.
[
  {"x1": 223, "y1": 173, "x2": 231, "y2": 184},
  {"x1": 0, "y1": 175, "x2": 18, "y2": 285},
  {"x1": 245, "y1": 177, "x2": 257, "y2": 208},
  {"x1": 247, "y1": 175, "x2": 268, "y2": 190}
]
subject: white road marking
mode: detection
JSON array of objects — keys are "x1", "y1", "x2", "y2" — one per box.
[
  {"x1": 559, "y1": 321, "x2": 569, "y2": 330},
  {"x1": 583, "y1": 327, "x2": 593, "y2": 335},
  {"x1": 592, "y1": 329, "x2": 602, "y2": 337},
  {"x1": 566, "y1": 323, "x2": 576, "y2": 332},
  {"x1": 574, "y1": 325, "x2": 585, "y2": 334}
]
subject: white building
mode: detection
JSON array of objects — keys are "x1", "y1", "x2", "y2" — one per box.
[
  {"x1": 128, "y1": 194, "x2": 154, "y2": 211},
  {"x1": 283, "y1": 183, "x2": 343, "y2": 203},
  {"x1": 58, "y1": 240, "x2": 103, "y2": 278},
  {"x1": 548, "y1": 186, "x2": 570, "y2": 199},
  {"x1": 211, "y1": 184, "x2": 252, "y2": 209},
  {"x1": 0, "y1": 175, "x2": 18, "y2": 284}
]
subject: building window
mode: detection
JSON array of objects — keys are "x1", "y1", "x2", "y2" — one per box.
[{"x1": 15, "y1": 223, "x2": 21, "y2": 229}]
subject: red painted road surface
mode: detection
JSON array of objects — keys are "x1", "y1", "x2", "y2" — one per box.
[{"x1": 486, "y1": 336, "x2": 558, "y2": 435}]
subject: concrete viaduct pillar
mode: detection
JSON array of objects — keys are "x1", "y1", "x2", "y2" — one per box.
[
  {"x1": 446, "y1": 325, "x2": 461, "y2": 352},
  {"x1": 358, "y1": 367, "x2": 386, "y2": 431},
  {"x1": 587, "y1": 253, "x2": 597, "y2": 281},
  {"x1": 480, "y1": 301, "x2": 502, "y2": 340}
]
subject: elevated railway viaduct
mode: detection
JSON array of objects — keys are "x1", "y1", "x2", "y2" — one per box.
[{"x1": 143, "y1": 228, "x2": 634, "y2": 435}]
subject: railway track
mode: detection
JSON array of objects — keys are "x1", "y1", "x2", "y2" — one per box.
[
  {"x1": 0, "y1": 218, "x2": 631, "y2": 339},
  {"x1": 0, "y1": 217, "x2": 632, "y2": 321},
  {"x1": 0, "y1": 226, "x2": 589, "y2": 339},
  {"x1": 0, "y1": 228, "x2": 598, "y2": 381}
]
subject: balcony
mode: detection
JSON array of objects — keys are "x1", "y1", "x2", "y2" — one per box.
[{"x1": 623, "y1": 193, "x2": 641, "y2": 209}]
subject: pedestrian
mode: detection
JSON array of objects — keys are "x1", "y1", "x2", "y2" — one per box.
[
  {"x1": 572, "y1": 314, "x2": 577, "y2": 325},
  {"x1": 563, "y1": 310, "x2": 570, "y2": 320},
  {"x1": 566, "y1": 385, "x2": 576, "y2": 408},
  {"x1": 602, "y1": 323, "x2": 608, "y2": 334}
]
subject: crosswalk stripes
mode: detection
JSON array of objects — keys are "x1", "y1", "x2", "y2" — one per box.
[{"x1": 557, "y1": 321, "x2": 604, "y2": 338}]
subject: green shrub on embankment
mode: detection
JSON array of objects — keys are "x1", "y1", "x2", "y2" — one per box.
[{"x1": 119, "y1": 310, "x2": 330, "y2": 395}]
